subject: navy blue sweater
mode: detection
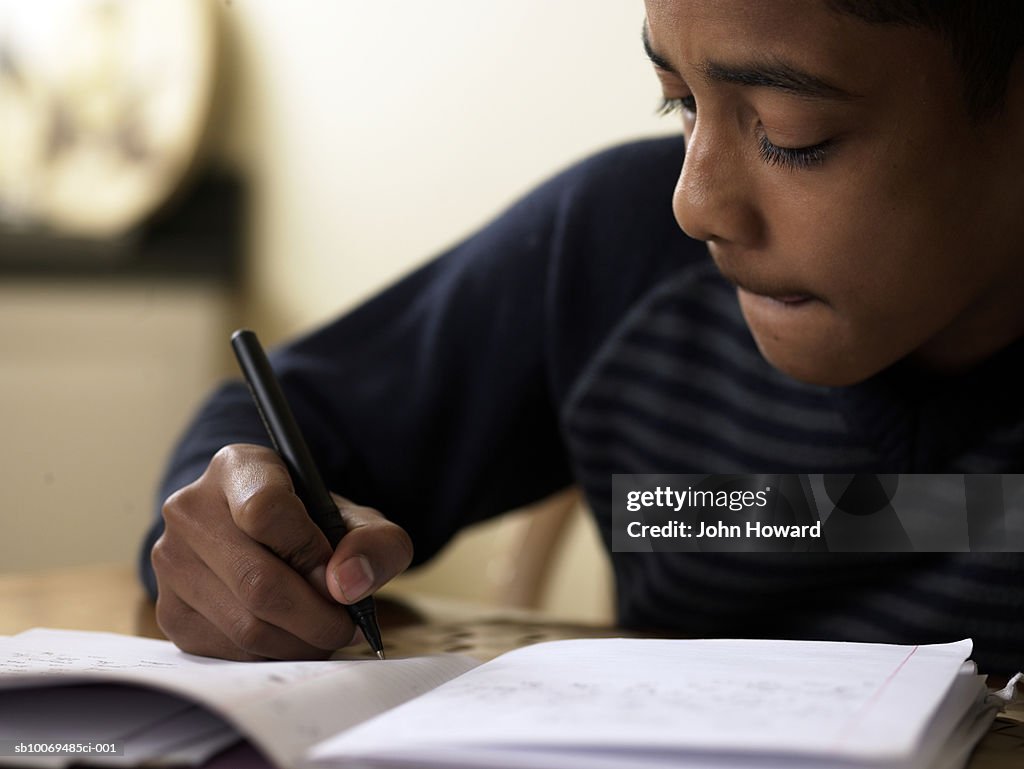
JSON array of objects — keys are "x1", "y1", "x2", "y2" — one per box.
[{"x1": 142, "y1": 137, "x2": 1024, "y2": 673}]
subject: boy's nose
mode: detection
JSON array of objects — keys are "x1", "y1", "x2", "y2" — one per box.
[{"x1": 672, "y1": 127, "x2": 762, "y2": 247}]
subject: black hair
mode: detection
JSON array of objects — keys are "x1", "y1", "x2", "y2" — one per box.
[{"x1": 828, "y1": 1, "x2": 1023, "y2": 119}]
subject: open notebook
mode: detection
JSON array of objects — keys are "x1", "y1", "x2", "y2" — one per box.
[{"x1": 0, "y1": 629, "x2": 1017, "y2": 769}]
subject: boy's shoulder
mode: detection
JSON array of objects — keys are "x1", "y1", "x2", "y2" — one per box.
[
  {"x1": 564, "y1": 134, "x2": 686, "y2": 187},
  {"x1": 550, "y1": 133, "x2": 706, "y2": 280},
  {"x1": 541, "y1": 135, "x2": 712, "y2": 394}
]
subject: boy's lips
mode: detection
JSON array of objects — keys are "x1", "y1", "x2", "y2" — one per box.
[
  {"x1": 719, "y1": 270, "x2": 818, "y2": 305},
  {"x1": 755, "y1": 292, "x2": 814, "y2": 306},
  {"x1": 710, "y1": 251, "x2": 821, "y2": 306}
]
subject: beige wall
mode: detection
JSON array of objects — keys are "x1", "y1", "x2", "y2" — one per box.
[
  {"x1": 5, "y1": 1, "x2": 675, "y2": 620},
  {"x1": 0, "y1": 282, "x2": 233, "y2": 573},
  {"x1": 212, "y1": 0, "x2": 673, "y2": 338}
]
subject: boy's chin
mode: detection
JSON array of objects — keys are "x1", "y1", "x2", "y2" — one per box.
[{"x1": 750, "y1": 334, "x2": 885, "y2": 388}]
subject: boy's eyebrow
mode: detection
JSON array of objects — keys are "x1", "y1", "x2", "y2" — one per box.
[
  {"x1": 699, "y1": 60, "x2": 858, "y2": 101},
  {"x1": 641, "y1": 23, "x2": 860, "y2": 101},
  {"x1": 642, "y1": 23, "x2": 679, "y2": 75}
]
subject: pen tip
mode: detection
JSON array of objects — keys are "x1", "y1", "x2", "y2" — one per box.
[{"x1": 376, "y1": 650, "x2": 386, "y2": 661}]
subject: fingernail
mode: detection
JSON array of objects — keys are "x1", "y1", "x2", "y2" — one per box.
[{"x1": 334, "y1": 556, "x2": 373, "y2": 602}]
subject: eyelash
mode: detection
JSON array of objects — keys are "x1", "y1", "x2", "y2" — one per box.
[
  {"x1": 658, "y1": 96, "x2": 696, "y2": 117},
  {"x1": 657, "y1": 96, "x2": 833, "y2": 171},
  {"x1": 756, "y1": 133, "x2": 832, "y2": 170}
]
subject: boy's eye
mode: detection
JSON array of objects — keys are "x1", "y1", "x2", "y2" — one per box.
[{"x1": 658, "y1": 95, "x2": 834, "y2": 171}]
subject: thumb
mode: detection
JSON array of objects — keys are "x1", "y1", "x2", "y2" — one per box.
[{"x1": 325, "y1": 494, "x2": 414, "y2": 605}]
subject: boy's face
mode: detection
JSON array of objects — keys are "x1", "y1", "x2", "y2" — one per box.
[{"x1": 645, "y1": 0, "x2": 1024, "y2": 386}]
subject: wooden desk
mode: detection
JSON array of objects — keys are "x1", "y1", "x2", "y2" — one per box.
[
  {"x1": 0, "y1": 563, "x2": 159, "y2": 638},
  {"x1": 1, "y1": 564, "x2": 1021, "y2": 768},
  {"x1": 0, "y1": 562, "x2": 632, "y2": 658}
]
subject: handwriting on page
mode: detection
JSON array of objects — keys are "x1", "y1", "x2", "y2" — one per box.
[
  {"x1": 422, "y1": 671, "x2": 879, "y2": 730},
  {"x1": 0, "y1": 630, "x2": 356, "y2": 700},
  {"x1": 1, "y1": 651, "x2": 177, "y2": 674}
]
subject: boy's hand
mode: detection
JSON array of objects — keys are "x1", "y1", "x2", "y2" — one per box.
[{"x1": 150, "y1": 444, "x2": 414, "y2": 661}]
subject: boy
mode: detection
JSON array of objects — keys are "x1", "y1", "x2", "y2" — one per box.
[{"x1": 141, "y1": 1, "x2": 1024, "y2": 672}]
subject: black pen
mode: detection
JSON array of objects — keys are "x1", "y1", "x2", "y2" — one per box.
[{"x1": 230, "y1": 328, "x2": 386, "y2": 660}]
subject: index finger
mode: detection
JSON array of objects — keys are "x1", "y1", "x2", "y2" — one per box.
[{"x1": 215, "y1": 445, "x2": 335, "y2": 581}]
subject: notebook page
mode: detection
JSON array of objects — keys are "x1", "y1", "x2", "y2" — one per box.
[
  {"x1": 0, "y1": 629, "x2": 479, "y2": 769},
  {"x1": 309, "y1": 637, "x2": 973, "y2": 766},
  {"x1": 107, "y1": 705, "x2": 240, "y2": 767},
  {"x1": 0, "y1": 684, "x2": 208, "y2": 768},
  {"x1": 0, "y1": 685, "x2": 240, "y2": 769}
]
